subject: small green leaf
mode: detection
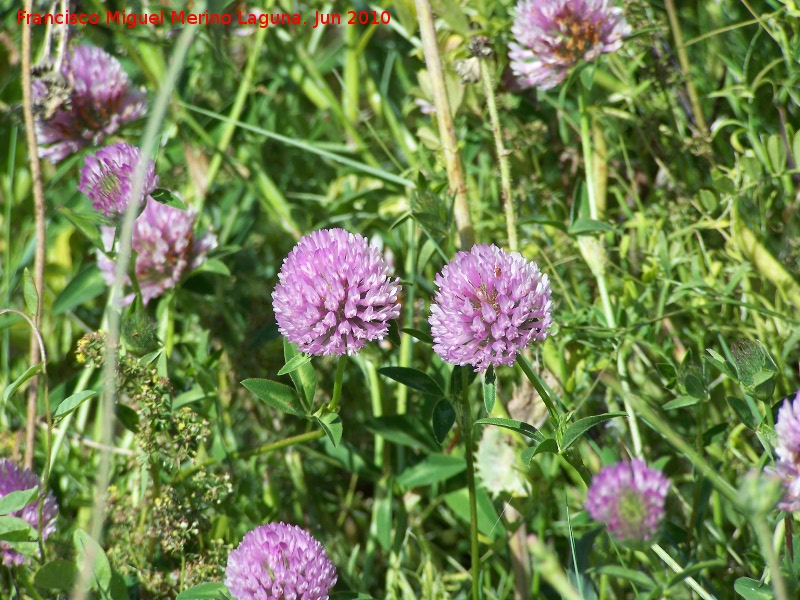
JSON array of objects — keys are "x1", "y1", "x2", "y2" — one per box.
[
  {"x1": 0, "y1": 487, "x2": 38, "y2": 516},
  {"x1": 364, "y1": 415, "x2": 438, "y2": 452},
  {"x1": 241, "y1": 379, "x2": 306, "y2": 416},
  {"x1": 733, "y1": 577, "x2": 774, "y2": 600},
  {"x1": 401, "y1": 328, "x2": 433, "y2": 344},
  {"x1": 521, "y1": 438, "x2": 559, "y2": 464},
  {"x1": 444, "y1": 487, "x2": 501, "y2": 539},
  {"x1": 53, "y1": 265, "x2": 107, "y2": 314},
  {"x1": 704, "y1": 348, "x2": 736, "y2": 379},
  {"x1": 483, "y1": 366, "x2": 496, "y2": 414},
  {"x1": 176, "y1": 582, "x2": 230, "y2": 600},
  {"x1": 663, "y1": 395, "x2": 701, "y2": 411},
  {"x1": 315, "y1": 411, "x2": 343, "y2": 447},
  {"x1": 450, "y1": 365, "x2": 478, "y2": 398},
  {"x1": 397, "y1": 454, "x2": 465, "y2": 488},
  {"x1": 726, "y1": 396, "x2": 758, "y2": 429},
  {"x1": 34, "y1": 560, "x2": 78, "y2": 591},
  {"x1": 57, "y1": 206, "x2": 107, "y2": 251},
  {"x1": 116, "y1": 404, "x2": 140, "y2": 433},
  {"x1": 4, "y1": 363, "x2": 43, "y2": 405},
  {"x1": 151, "y1": 188, "x2": 187, "y2": 210},
  {"x1": 190, "y1": 258, "x2": 230, "y2": 277},
  {"x1": 665, "y1": 560, "x2": 725, "y2": 589},
  {"x1": 53, "y1": 390, "x2": 97, "y2": 419},
  {"x1": 23, "y1": 268, "x2": 38, "y2": 317},
  {"x1": 74, "y1": 529, "x2": 112, "y2": 592},
  {"x1": 278, "y1": 350, "x2": 312, "y2": 377},
  {"x1": 282, "y1": 340, "x2": 316, "y2": 414},
  {"x1": 568, "y1": 219, "x2": 617, "y2": 236},
  {"x1": 591, "y1": 565, "x2": 655, "y2": 589},
  {"x1": 474, "y1": 417, "x2": 544, "y2": 442},
  {"x1": 431, "y1": 399, "x2": 455, "y2": 444},
  {"x1": 0, "y1": 515, "x2": 36, "y2": 541},
  {"x1": 560, "y1": 412, "x2": 627, "y2": 452},
  {"x1": 655, "y1": 363, "x2": 677, "y2": 380},
  {"x1": 378, "y1": 367, "x2": 445, "y2": 398}
]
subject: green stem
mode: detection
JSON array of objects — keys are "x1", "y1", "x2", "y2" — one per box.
[
  {"x1": 578, "y1": 86, "x2": 642, "y2": 458},
  {"x1": 664, "y1": 0, "x2": 707, "y2": 134},
  {"x1": 479, "y1": 59, "x2": 517, "y2": 252},
  {"x1": 198, "y1": 24, "x2": 267, "y2": 216},
  {"x1": 328, "y1": 356, "x2": 347, "y2": 412},
  {"x1": 415, "y1": 0, "x2": 474, "y2": 249},
  {"x1": 237, "y1": 430, "x2": 326, "y2": 459},
  {"x1": 751, "y1": 516, "x2": 790, "y2": 600},
  {"x1": 459, "y1": 369, "x2": 480, "y2": 600}
]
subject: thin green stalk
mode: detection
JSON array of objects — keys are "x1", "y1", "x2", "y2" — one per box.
[
  {"x1": 751, "y1": 516, "x2": 790, "y2": 600},
  {"x1": 415, "y1": 0, "x2": 474, "y2": 249},
  {"x1": 344, "y1": 24, "x2": 360, "y2": 124},
  {"x1": 479, "y1": 58, "x2": 517, "y2": 252},
  {"x1": 664, "y1": 0, "x2": 707, "y2": 134},
  {"x1": 328, "y1": 356, "x2": 347, "y2": 412},
  {"x1": 651, "y1": 544, "x2": 715, "y2": 600},
  {"x1": 459, "y1": 369, "x2": 480, "y2": 600},
  {"x1": 397, "y1": 219, "x2": 416, "y2": 417},
  {"x1": 21, "y1": 0, "x2": 47, "y2": 470},
  {"x1": 198, "y1": 24, "x2": 267, "y2": 217},
  {"x1": 578, "y1": 86, "x2": 642, "y2": 458},
  {"x1": 71, "y1": 10, "x2": 203, "y2": 599}
]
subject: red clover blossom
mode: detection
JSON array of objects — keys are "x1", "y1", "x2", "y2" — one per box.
[
  {"x1": 97, "y1": 198, "x2": 217, "y2": 305},
  {"x1": 774, "y1": 391, "x2": 800, "y2": 512},
  {"x1": 78, "y1": 142, "x2": 158, "y2": 219},
  {"x1": 428, "y1": 244, "x2": 552, "y2": 372},
  {"x1": 585, "y1": 459, "x2": 669, "y2": 543},
  {"x1": 272, "y1": 228, "x2": 401, "y2": 356}
]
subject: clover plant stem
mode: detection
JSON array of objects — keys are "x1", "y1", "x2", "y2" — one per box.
[
  {"x1": 579, "y1": 86, "x2": 643, "y2": 458},
  {"x1": 752, "y1": 516, "x2": 790, "y2": 600},
  {"x1": 479, "y1": 58, "x2": 518, "y2": 253},
  {"x1": 329, "y1": 356, "x2": 347, "y2": 412},
  {"x1": 415, "y1": 0, "x2": 474, "y2": 249},
  {"x1": 459, "y1": 368, "x2": 481, "y2": 600}
]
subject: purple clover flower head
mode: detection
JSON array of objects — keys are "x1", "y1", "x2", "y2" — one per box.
[
  {"x1": 34, "y1": 45, "x2": 147, "y2": 162},
  {"x1": 0, "y1": 459, "x2": 58, "y2": 566},
  {"x1": 78, "y1": 142, "x2": 158, "y2": 219},
  {"x1": 225, "y1": 522, "x2": 337, "y2": 600},
  {"x1": 774, "y1": 391, "x2": 800, "y2": 512},
  {"x1": 97, "y1": 198, "x2": 217, "y2": 305},
  {"x1": 428, "y1": 244, "x2": 552, "y2": 372},
  {"x1": 585, "y1": 459, "x2": 669, "y2": 543},
  {"x1": 508, "y1": 0, "x2": 630, "y2": 90},
  {"x1": 272, "y1": 228, "x2": 401, "y2": 356}
]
